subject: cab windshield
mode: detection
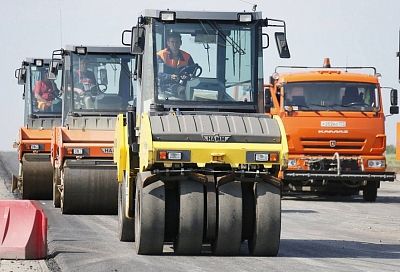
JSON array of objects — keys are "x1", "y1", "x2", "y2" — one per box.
[
  {"x1": 30, "y1": 65, "x2": 62, "y2": 114},
  {"x1": 70, "y1": 53, "x2": 135, "y2": 112},
  {"x1": 283, "y1": 82, "x2": 380, "y2": 112},
  {"x1": 154, "y1": 20, "x2": 260, "y2": 105}
]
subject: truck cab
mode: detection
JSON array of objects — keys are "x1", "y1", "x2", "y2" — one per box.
[{"x1": 266, "y1": 59, "x2": 398, "y2": 201}]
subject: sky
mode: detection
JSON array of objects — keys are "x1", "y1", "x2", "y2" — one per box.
[{"x1": 0, "y1": 0, "x2": 399, "y2": 150}]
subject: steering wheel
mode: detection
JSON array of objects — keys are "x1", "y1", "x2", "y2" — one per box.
[
  {"x1": 176, "y1": 64, "x2": 202, "y2": 85},
  {"x1": 89, "y1": 83, "x2": 107, "y2": 95}
]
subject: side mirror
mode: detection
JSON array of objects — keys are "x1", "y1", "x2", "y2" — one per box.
[
  {"x1": 275, "y1": 32, "x2": 290, "y2": 59},
  {"x1": 262, "y1": 33, "x2": 270, "y2": 49},
  {"x1": 264, "y1": 88, "x2": 273, "y2": 113},
  {"x1": 15, "y1": 68, "x2": 26, "y2": 85},
  {"x1": 48, "y1": 61, "x2": 59, "y2": 80},
  {"x1": 390, "y1": 89, "x2": 398, "y2": 105},
  {"x1": 99, "y1": 68, "x2": 108, "y2": 85},
  {"x1": 390, "y1": 106, "x2": 399, "y2": 114},
  {"x1": 131, "y1": 26, "x2": 145, "y2": 55},
  {"x1": 122, "y1": 29, "x2": 132, "y2": 46}
]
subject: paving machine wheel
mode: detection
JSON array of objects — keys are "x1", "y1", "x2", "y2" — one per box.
[
  {"x1": 248, "y1": 181, "x2": 281, "y2": 256},
  {"x1": 21, "y1": 154, "x2": 53, "y2": 200},
  {"x1": 60, "y1": 160, "x2": 118, "y2": 214},
  {"x1": 118, "y1": 173, "x2": 135, "y2": 241},
  {"x1": 174, "y1": 179, "x2": 204, "y2": 255},
  {"x1": 53, "y1": 168, "x2": 61, "y2": 208},
  {"x1": 135, "y1": 172, "x2": 165, "y2": 255},
  {"x1": 213, "y1": 181, "x2": 243, "y2": 255}
]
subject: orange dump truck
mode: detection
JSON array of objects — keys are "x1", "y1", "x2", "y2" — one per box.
[
  {"x1": 265, "y1": 59, "x2": 398, "y2": 201},
  {"x1": 14, "y1": 58, "x2": 62, "y2": 199}
]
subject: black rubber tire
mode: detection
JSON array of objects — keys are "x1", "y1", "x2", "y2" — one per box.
[
  {"x1": 135, "y1": 172, "x2": 165, "y2": 255},
  {"x1": 53, "y1": 168, "x2": 61, "y2": 208},
  {"x1": 21, "y1": 154, "x2": 53, "y2": 200},
  {"x1": 118, "y1": 173, "x2": 135, "y2": 241},
  {"x1": 174, "y1": 180, "x2": 204, "y2": 255},
  {"x1": 248, "y1": 182, "x2": 281, "y2": 256},
  {"x1": 363, "y1": 181, "x2": 378, "y2": 202},
  {"x1": 205, "y1": 180, "x2": 217, "y2": 242},
  {"x1": 60, "y1": 164, "x2": 118, "y2": 215},
  {"x1": 213, "y1": 181, "x2": 242, "y2": 256}
]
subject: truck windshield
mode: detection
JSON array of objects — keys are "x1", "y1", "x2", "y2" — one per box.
[
  {"x1": 30, "y1": 65, "x2": 62, "y2": 114},
  {"x1": 154, "y1": 20, "x2": 259, "y2": 105},
  {"x1": 70, "y1": 53, "x2": 135, "y2": 112},
  {"x1": 283, "y1": 82, "x2": 380, "y2": 111}
]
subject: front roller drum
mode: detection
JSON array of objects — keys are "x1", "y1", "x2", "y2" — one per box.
[
  {"x1": 21, "y1": 154, "x2": 53, "y2": 200},
  {"x1": 135, "y1": 172, "x2": 165, "y2": 255},
  {"x1": 61, "y1": 165, "x2": 118, "y2": 214}
]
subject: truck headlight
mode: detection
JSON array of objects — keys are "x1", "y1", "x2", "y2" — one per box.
[{"x1": 367, "y1": 160, "x2": 385, "y2": 168}]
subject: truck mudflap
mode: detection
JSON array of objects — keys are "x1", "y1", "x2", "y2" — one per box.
[{"x1": 284, "y1": 170, "x2": 396, "y2": 182}]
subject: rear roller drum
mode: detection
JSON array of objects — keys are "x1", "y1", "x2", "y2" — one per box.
[
  {"x1": 135, "y1": 172, "x2": 165, "y2": 255},
  {"x1": 174, "y1": 180, "x2": 204, "y2": 255},
  {"x1": 213, "y1": 181, "x2": 242, "y2": 256},
  {"x1": 61, "y1": 165, "x2": 118, "y2": 214},
  {"x1": 21, "y1": 154, "x2": 53, "y2": 200},
  {"x1": 118, "y1": 173, "x2": 135, "y2": 241},
  {"x1": 248, "y1": 182, "x2": 281, "y2": 256}
]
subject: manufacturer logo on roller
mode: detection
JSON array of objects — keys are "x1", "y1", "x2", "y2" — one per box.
[
  {"x1": 202, "y1": 134, "x2": 231, "y2": 142},
  {"x1": 101, "y1": 148, "x2": 113, "y2": 154}
]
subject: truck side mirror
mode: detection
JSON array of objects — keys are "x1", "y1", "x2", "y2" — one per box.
[
  {"x1": 275, "y1": 32, "x2": 290, "y2": 59},
  {"x1": 264, "y1": 88, "x2": 273, "y2": 113},
  {"x1": 131, "y1": 26, "x2": 145, "y2": 55},
  {"x1": 99, "y1": 68, "x2": 108, "y2": 85},
  {"x1": 391, "y1": 89, "x2": 398, "y2": 105}
]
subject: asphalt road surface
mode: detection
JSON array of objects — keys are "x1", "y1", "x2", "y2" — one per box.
[{"x1": 0, "y1": 151, "x2": 399, "y2": 272}]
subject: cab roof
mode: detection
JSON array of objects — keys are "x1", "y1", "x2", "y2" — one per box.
[
  {"x1": 276, "y1": 70, "x2": 379, "y2": 84},
  {"x1": 141, "y1": 9, "x2": 263, "y2": 21}
]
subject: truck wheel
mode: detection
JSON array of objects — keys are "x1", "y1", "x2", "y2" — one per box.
[
  {"x1": 363, "y1": 181, "x2": 377, "y2": 202},
  {"x1": 248, "y1": 181, "x2": 281, "y2": 256},
  {"x1": 118, "y1": 174, "x2": 135, "y2": 241}
]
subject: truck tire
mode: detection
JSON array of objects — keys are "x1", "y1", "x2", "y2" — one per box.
[{"x1": 363, "y1": 181, "x2": 377, "y2": 202}]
